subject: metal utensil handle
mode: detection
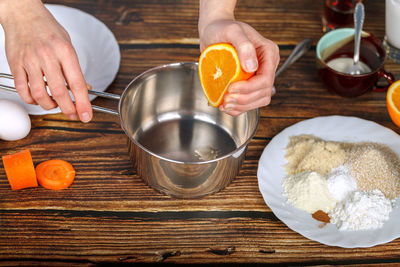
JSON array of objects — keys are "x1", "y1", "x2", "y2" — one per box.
[
  {"x1": 0, "y1": 73, "x2": 120, "y2": 115},
  {"x1": 272, "y1": 38, "x2": 312, "y2": 95},
  {"x1": 275, "y1": 38, "x2": 312, "y2": 78},
  {"x1": 353, "y1": 2, "x2": 365, "y2": 64}
]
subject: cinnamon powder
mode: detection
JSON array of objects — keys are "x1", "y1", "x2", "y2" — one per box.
[{"x1": 312, "y1": 210, "x2": 330, "y2": 223}]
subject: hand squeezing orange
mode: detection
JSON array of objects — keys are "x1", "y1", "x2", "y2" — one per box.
[{"x1": 199, "y1": 43, "x2": 255, "y2": 107}]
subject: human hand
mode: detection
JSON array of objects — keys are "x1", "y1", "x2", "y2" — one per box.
[
  {"x1": 199, "y1": 19, "x2": 280, "y2": 116},
  {"x1": 0, "y1": 0, "x2": 92, "y2": 122}
]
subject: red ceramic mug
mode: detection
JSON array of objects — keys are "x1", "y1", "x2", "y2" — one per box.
[{"x1": 316, "y1": 28, "x2": 394, "y2": 97}]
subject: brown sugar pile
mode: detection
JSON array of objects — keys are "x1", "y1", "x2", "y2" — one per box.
[
  {"x1": 285, "y1": 135, "x2": 347, "y2": 175},
  {"x1": 347, "y1": 142, "x2": 400, "y2": 200}
]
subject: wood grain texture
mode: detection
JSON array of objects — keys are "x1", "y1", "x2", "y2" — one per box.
[
  {"x1": 1, "y1": 0, "x2": 400, "y2": 265},
  {"x1": 43, "y1": 0, "x2": 386, "y2": 45},
  {"x1": 2, "y1": 209, "x2": 400, "y2": 265}
]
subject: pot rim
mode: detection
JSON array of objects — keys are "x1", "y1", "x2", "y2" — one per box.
[{"x1": 117, "y1": 61, "x2": 260, "y2": 165}]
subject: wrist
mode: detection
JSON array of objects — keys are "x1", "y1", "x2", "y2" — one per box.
[
  {"x1": 0, "y1": 0, "x2": 43, "y2": 26},
  {"x1": 198, "y1": 0, "x2": 236, "y2": 38}
]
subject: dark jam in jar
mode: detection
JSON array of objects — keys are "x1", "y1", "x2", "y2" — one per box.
[{"x1": 324, "y1": 0, "x2": 356, "y2": 29}]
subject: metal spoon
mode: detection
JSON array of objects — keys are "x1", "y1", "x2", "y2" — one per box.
[
  {"x1": 345, "y1": 2, "x2": 369, "y2": 75},
  {"x1": 272, "y1": 38, "x2": 312, "y2": 95}
]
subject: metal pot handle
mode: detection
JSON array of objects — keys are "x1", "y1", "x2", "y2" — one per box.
[{"x1": 0, "y1": 73, "x2": 120, "y2": 116}]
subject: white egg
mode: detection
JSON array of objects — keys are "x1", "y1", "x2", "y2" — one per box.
[{"x1": 0, "y1": 99, "x2": 31, "y2": 141}]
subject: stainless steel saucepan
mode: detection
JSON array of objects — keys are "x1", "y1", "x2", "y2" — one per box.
[
  {"x1": 0, "y1": 62, "x2": 259, "y2": 198},
  {"x1": 0, "y1": 39, "x2": 311, "y2": 198}
]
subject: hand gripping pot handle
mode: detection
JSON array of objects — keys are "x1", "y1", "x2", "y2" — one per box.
[{"x1": 0, "y1": 73, "x2": 120, "y2": 116}]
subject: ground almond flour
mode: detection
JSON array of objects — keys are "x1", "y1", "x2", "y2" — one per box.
[{"x1": 283, "y1": 171, "x2": 336, "y2": 214}]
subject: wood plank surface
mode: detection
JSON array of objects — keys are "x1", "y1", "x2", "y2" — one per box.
[
  {"x1": 44, "y1": 0, "x2": 386, "y2": 45},
  {"x1": 1, "y1": 0, "x2": 400, "y2": 265}
]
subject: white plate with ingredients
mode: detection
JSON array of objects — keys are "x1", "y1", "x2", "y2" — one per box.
[
  {"x1": 0, "y1": 4, "x2": 120, "y2": 115},
  {"x1": 257, "y1": 115, "x2": 400, "y2": 248}
]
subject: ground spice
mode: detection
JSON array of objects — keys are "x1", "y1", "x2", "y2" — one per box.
[{"x1": 312, "y1": 210, "x2": 331, "y2": 223}]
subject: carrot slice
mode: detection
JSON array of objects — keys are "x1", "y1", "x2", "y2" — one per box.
[
  {"x1": 35, "y1": 160, "x2": 75, "y2": 190},
  {"x1": 2, "y1": 149, "x2": 38, "y2": 190}
]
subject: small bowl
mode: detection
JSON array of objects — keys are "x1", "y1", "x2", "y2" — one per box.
[{"x1": 316, "y1": 28, "x2": 394, "y2": 97}]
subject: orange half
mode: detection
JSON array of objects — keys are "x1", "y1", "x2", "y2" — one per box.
[
  {"x1": 198, "y1": 43, "x2": 255, "y2": 107},
  {"x1": 387, "y1": 80, "x2": 400, "y2": 128}
]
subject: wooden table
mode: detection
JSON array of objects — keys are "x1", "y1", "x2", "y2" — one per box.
[{"x1": 1, "y1": 0, "x2": 400, "y2": 265}]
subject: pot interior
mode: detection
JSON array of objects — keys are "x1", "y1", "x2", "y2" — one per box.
[{"x1": 119, "y1": 62, "x2": 259, "y2": 163}]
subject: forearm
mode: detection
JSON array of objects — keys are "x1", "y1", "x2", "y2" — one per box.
[
  {"x1": 0, "y1": 0, "x2": 43, "y2": 26},
  {"x1": 198, "y1": 0, "x2": 237, "y2": 37}
]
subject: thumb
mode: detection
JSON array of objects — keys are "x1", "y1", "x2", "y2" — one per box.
[
  {"x1": 235, "y1": 41, "x2": 258, "y2": 73},
  {"x1": 222, "y1": 22, "x2": 259, "y2": 73}
]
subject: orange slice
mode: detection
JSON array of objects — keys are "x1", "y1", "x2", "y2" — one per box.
[
  {"x1": 387, "y1": 80, "x2": 400, "y2": 128},
  {"x1": 198, "y1": 43, "x2": 255, "y2": 107}
]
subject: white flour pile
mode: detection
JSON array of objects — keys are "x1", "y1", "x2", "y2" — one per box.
[
  {"x1": 282, "y1": 134, "x2": 400, "y2": 231},
  {"x1": 329, "y1": 190, "x2": 393, "y2": 231}
]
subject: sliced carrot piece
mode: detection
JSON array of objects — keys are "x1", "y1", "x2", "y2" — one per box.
[
  {"x1": 2, "y1": 149, "x2": 38, "y2": 190},
  {"x1": 35, "y1": 160, "x2": 75, "y2": 190}
]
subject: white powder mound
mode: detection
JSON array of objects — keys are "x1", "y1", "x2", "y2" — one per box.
[
  {"x1": 326, "y1": 166, "x2": 358, "y2": 202},
  {"x1": 283, "y1": 171, "x2": 336, "y2": 214},
  {"x1": 329, "y1": 189, "x2": 392, "y2": 231}
]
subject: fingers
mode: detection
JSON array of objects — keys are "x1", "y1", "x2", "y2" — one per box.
[
  {"x1": 221, "y1": 91, "x2": 271, "y2": 115},
  {"x1": 11, "y1": 42, "x2": 92, "y2": 122},
  {"x1": 223, "y1": 23, "x2": 258, "y2": 73},
  {"x1": 12, "y1": 66, "x2": 36, "y2": 105},
  {"x1": 255, "y1": 39, "x2": 280, "y2": 86},
  {"x1": 41, "y1": 57, "x2": 78, "y2": 120},
  {"x1": 219, "y1": 32, "x2": 280, "y2": 116},
  {"x1": 38, "y1": 42, "x2": 92, "y2": 122},
  {"x1": 220, "y1": 78, "x2": 273, "y2": 116},
  {"x1": 24, "y1": 56, "x2": 57, "y2": 110},
  {"x1": 59, "y1": 45, "x2": 92, "y2": 123}
]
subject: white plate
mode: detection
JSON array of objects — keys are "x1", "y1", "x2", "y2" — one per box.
[
  {"x1": 257, "y1": 115, "x2": 400, "y2": 248},
  {"x1": 0, "y1": 4, "x2": 120, "y2": 115}
]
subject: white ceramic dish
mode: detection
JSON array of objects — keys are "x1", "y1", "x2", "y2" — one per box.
[
  {"x1": 257, "y1": 115, "x2": 400, "y2": 248},
  {"x1": 0, "y1": 4, "x2": 120, "y2": 115}
]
